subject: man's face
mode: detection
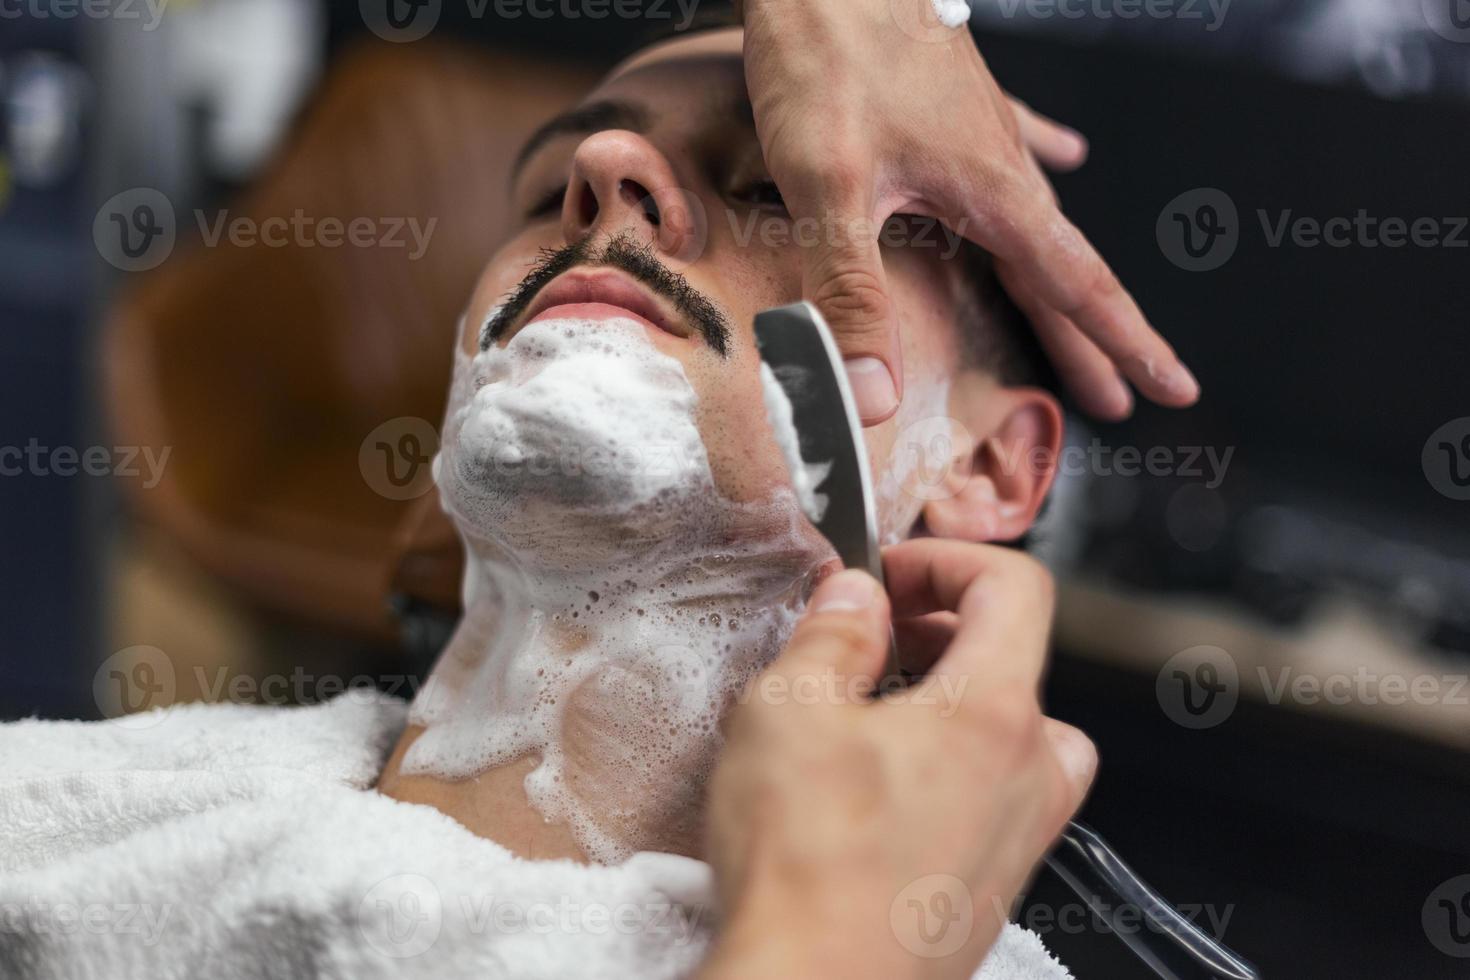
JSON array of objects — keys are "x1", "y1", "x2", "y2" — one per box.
[{"x1": 458, "y1": 27, "x2": 972, "y2": 539}]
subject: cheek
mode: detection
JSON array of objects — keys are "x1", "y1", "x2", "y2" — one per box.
[
  {"x1": 683, "y1": 342, "x2": 793, "y2": 507},
  {"x1": 660, "y1": 244, "x2": 802, "y2": 507},
  {"x1": 701, "y1": 228, "x2": 802, "y2": 317},
  {"x1": 868, "y1": 250, "x2": 966, "y2": 538}
]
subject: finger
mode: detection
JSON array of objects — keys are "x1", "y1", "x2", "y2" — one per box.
[
  {"x1": 768, "y1": 570, "x2": 892, "y2": 688},
  {"x1": 1009, "y1": 98, "x2": 1088, "y2": 173},
  {"x1": 988, "y1": 722, "x2": 1095, "y2": 904},
  {"x1": 997, "y1": 259, "x2": 1133, "y2": 421},
  {"x1": 944, "y1": 155, "x2": 1198, "y2": 409},
  {"x1": 881, "y1": 538, "x2": 1026, "y2": 618},
  {"x1": 1043, "y1": 717, "x2": 1098, "y2": 810},
  {"x1": 781, "y1": 165, "x2": 904, "y2": 425},
  {"x1": 893, "y1": 611, "x2": 958, "y2": 676},
  {"x1": 980, "y1": 194, "x2": 1199, "y2": 408},
  {"x1": 881, "y1": 540, "x2": 1055, "y2": 692},
  {"x1": 929, "y1": 555, "x2": 1054, "y2": 688}
]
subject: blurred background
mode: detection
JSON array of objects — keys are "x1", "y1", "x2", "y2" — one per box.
[{"x1": 2, "y1": 0, "x2": 1468, "y2": 975}]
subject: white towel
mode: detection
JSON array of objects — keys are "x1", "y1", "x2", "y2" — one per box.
[{"x1": 0, "y1": 693, "x2": 1072, "y2": 980}]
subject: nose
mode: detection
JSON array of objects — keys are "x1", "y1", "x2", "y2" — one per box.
[{"x1": 560, "y1": 130, "x2": 700, "y2": 263}]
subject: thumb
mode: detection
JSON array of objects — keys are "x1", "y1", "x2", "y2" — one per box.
[
  {"x1": 1042, "y1": 717, "x2": 1099, "y2": 820},
  {"x1": 770, "y1": 570, "x2": 892, "y2": 689},
  {"x1": 798, "y1": 205, "x2": 905, "y2": 426}
]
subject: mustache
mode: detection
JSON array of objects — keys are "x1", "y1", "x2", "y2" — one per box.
[{"x1": 480, "y1": 231, "x2": 731, "y2": 357}]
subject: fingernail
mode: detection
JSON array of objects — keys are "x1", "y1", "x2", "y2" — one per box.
[
  {"x1": 811, "y1": 570, "x2": 880, "y2": 613},
  {"x1": 1108, "y1": 377, "x2": 1134, "y2": 419},
  {"x1": 1060, "y1": 126, "x2": 1089, "y2": 162},
  {"x1": 1055, "y1": 728, "x2": 1099, "y2": 788},
  {"x1": 845, "y1": 358, "x2": 899, "y2": 423},
  {"x1": 1169, "y1": 362, "x2": 1200, "y2": 402},
  {"x1": 1139, "y1": 355, "x2": 1199, "y2": 403}
]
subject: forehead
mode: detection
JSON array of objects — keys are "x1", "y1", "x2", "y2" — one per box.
[{"x1": 597, "y1": 27, "x2": 746, "y2": 103}]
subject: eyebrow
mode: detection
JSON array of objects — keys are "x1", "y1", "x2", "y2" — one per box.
[{"x1": 512, "y1": 99, "x2": 651, "y2": 179}]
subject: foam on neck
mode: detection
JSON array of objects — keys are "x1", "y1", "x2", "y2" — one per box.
[{"x1": 403, "y1": 318, "x2": 830, "y2": 863}]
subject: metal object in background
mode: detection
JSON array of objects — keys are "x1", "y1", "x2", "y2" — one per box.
[
  {"x1": 1048, "y1": 823, "x2": 1262, "y2": 980},
  {"x1": 971, "y1": 0, "x2": 1470, "y2": 101}
]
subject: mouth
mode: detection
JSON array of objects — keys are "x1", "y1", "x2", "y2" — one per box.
[{"x1": 506, "y1": 269, "x2": 692, "y2": 346}]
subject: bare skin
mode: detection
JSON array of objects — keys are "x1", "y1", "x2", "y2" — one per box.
[{"x1": 379, "y1": 744, "x2": 586, "y2": 860}]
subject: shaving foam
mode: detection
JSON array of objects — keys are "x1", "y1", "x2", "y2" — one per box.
[
  {"x1": 874, "y1": 376, "x2": 952, "y2": 545},
  {"x1": 405, "y1": 318, "x2": 831, "y2": 863},
  {"x1": 931, "y1": 0, "x2": 971, "y2": 28}
]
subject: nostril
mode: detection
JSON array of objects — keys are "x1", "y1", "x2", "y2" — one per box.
[
  {"x1": 619, "y1": 179, "x2": 660, "y2": 228},
  {"x1": 577, "y1": 183, "x2": 599, "y2": 229}
]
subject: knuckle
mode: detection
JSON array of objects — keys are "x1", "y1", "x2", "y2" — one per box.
[
  {"x1": 1040, "y1": 769, "x2": 1074, "y2": 834},
  {"x1": 812, "y1": 266, "x2": 891, "y2": 333},
  {"x1": 967, "y1": 162, "x2": 1016, "y2": 209},
  {"x1": 1007, "y1": 551, "x2": 1055, "y2": 606},
  {"x1": 990, "y1": 160, "x2": 1030, "y2": 199},
  {"x1": 782, "y1": 619, "x2": 877, "y2": 681},
  {"x1": 778, "y1": 134, "x2": 866, "y2": 204},
  {"x1": 810, "y1": 615, "x2": 879, "y2": 658},
  {"x1": 974, "y1": 548, "x2": 1053, "y2": 609},
  {"x1": 1061, "y1": 255, "x2": 1122, "y2": 319},
  {"x1": 818, "y1": 155, "x2": 868, "y2": 203},
  {"x1": 967, "y1": 681, "x2": 1042, "y2": 745},
  {"x1": 794, "y1": 610, "x2": 875, "y2": 654}
]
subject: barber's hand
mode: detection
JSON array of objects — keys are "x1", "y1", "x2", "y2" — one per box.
[
  {"x1": 739, "y1": 0, "x2": 1199, "y2": 423},
  {"x1": 699, "y1": 540, "x2": 1097, "y2": 979}
]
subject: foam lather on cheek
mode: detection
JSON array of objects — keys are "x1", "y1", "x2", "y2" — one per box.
[
  {"x1": 758, "y1": 362, "x2": 831, "y2": 525},
  {"x1": 405, "y1": 317, "x2": 832, "y2": 864}
]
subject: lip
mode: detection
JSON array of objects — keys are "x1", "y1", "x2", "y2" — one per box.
[{"x1": 509, "y1": 269, "x2": 690, "y2": 344}]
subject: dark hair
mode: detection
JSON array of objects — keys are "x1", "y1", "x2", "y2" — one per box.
[
  {"x1": 617, "y1": 4, "x2": 742, "y2": 60},
  {"x1": 954, "y1": 245, "x2": 1056, "y2": 390}
]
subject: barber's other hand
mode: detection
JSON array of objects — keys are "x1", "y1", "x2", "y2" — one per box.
[
  {"x1": 740, "y1": 0, "x2": 1199, "y2": 423},
  {"x1": 699, "y1": 540, "x2": 1097, "y2": 980}
]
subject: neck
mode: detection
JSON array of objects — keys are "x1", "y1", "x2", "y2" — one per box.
[{"x1": 378, "y1": 502, "x2": 830, "y2": 863}]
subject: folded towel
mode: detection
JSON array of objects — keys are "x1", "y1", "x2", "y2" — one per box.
[{"x1": 0, "y1": 693, "x2": 1072, "y2": 980}]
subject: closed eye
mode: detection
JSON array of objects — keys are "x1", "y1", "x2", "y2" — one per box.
[
  {"x1": 731, "y1": 179, "x2": 787, "y2": 214},
  {"x1": 525, "y1": 185, "x2": 566, "y2": 221}
]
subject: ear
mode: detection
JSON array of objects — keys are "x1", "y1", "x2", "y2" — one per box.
[{"x1": 920, "y1": 379, "x2": 1063, "y2": 543}]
